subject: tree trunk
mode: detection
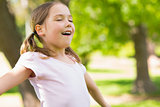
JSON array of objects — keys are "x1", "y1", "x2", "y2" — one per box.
[
  {"x1": 0, "y1": 1, "x2": 40, "y2": 107},
  {"x1": 131, "y1": 24, "x2": 156, "y2": 93},
  {"x1": 147, "y1": 39, "x2": 156, "y2": 56}
]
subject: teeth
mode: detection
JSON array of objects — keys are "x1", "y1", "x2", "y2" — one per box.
[
  {"x1": 62, "y1": 31, "x2": 71, "y2": 35},
  {"x1": 65, "y1": 32, "x2": 71, "y2": 34}
]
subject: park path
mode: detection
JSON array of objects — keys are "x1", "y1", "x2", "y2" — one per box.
[{"x1": 0, "y1": 52, "x2": 160, "y2": 106}]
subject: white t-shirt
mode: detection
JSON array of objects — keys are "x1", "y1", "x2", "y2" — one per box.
[{"x1": 14, "y1": 52, "x2": 90, "y2": 107}]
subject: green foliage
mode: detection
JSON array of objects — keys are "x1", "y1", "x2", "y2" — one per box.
[
  {"x1": 70, "y1": 0, "x2": 130, "y2": 56},
  {"x1": 10, "y1": 0, "x2": 160, "y2": 56},
  {"x1": 155, "y1": 45, "x2": 160, "y2": 56},
  {"x1": 9, "y1": 0, "x2": 26, "y2": 37},
  {"x1": 70, "y1": 0, "x2": 160, "y2": 56}
]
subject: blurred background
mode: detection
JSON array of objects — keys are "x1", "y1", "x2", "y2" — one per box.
[{"x1": 0, "y1": 0, "x2": 160, "y2": 107}]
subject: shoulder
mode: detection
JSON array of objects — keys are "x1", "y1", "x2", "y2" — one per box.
[
  {"x1": 17, "y1": 52, "x2": 44, "y2": 64},
  {"x1": 80, "y1": 64, "x2": 86, "y2": 70},
  {"x1": 21, "y1": 51, "x2": 37, "y2": 57},
  {"x1": 77, "y1": 63, "x2": 87, "y2": 74},
  {"x1": 20, "y1": 52, "x2": 45, "y2": 59}
]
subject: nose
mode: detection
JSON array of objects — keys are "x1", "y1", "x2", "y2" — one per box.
[
  {"x1": 66, "y1": 22, "x2": 71, "y2": 28},
  {"x1": 65, "y1": 20, "x2": 72, "y2": 28}
]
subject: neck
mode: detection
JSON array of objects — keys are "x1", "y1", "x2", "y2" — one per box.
[
  {"x1": 54, "y1": 48, "x2": 66, "y2": 58},
  {"x1": 45, "y1": 45, "x2": 66, "y2": 58}
]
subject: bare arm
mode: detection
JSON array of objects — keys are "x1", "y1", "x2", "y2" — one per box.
[
  {"x1": 0, "y1": 66, "x2": 33, "y2": 95},
  {"x1": 84, "y1": 72, "x2": 111, "y2": 107}
]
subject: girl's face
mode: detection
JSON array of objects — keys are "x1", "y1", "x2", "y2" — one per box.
[{"x1": 40, "y1": 4, "x2": 75, "y2": 49}]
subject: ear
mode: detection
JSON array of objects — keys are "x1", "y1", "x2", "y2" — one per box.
[{"x1": 35, "y1": 24, "x2": 45, "y2": 36}]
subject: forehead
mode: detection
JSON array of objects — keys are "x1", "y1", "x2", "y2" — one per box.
[{"x1": 48, "y1": 4, "x2": 71, "y2": 17}]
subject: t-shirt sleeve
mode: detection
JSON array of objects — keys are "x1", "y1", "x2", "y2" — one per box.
[
  {"x1": 80, "y1": 64, "x2": 87, "y2": 74},
  {"x1": 14, "y1": 52, "x2": 39, "y2": 77}
]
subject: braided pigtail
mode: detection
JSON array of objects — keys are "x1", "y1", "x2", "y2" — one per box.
[
  {"x1": 20, "y1": 31, "x2": 50, "y2": 57},
  {"x1": 20, "y1": 32, "x2": 34, "y2": 54}
]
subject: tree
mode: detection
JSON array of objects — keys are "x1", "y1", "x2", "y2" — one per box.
[{"x1": 70, "y1": 0, "x2": 160, "y2": 93}]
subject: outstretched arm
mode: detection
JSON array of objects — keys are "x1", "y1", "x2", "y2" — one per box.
[
  {"x1": 84, "y1": 72, "x2": 111, "y2": 107},
  {"x1": 0, "y1": 66, "x2": 33, "y2": 95}
]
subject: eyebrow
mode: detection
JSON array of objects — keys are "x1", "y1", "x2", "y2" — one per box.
[{"x1": 54, "y1": 14, "x2": 72, "y2": 18}]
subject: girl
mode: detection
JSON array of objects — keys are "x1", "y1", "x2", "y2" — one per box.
[{"x1": 0, "y1": 1, "x2": 110, "y2": 107}]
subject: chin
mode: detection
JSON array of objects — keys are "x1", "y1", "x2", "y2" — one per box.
[{"x1": 61, "y1": 43, "x2": 71, "y2": 48}]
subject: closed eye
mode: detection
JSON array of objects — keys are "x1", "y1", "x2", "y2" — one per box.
[{"x1": 56, "y1": 18, "x2": 63, "y2": 21}]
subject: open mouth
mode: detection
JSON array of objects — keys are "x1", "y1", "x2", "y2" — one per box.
[{"x1": 61, "y1": 30, "x2": 72, "y2": 36}]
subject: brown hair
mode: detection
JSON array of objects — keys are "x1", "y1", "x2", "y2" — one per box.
[{"x1": 20, "y1": 1, "x2": 81, "y2": 63}]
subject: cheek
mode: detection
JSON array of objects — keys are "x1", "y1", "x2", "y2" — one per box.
[
  {"x1": 51, "y1": 25, "x2": 63, "y2": 33},
  {"x1": 47, "y1": 21, "x2": 63, "y2": 32}
]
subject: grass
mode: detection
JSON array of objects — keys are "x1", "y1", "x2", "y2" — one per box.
[
  {"x1": 112, "y1": 100, "x2": 160, "y2": 107},
  {"x1": 88, "y1": 68, "x2": 160, "y2": 107},
  {"x1": 0, "y1": 86, "x2": 19, "y2": 96},
  {"x1": 92, "y1": 100, "x2": 160, "y2": 107},
  {"x1": 150, "y1": 76, "x2": 160, "y2": 95},
  {"x1": 95, "y1": 76, "x2": 160, "y2": 96},
  {"x1": 96, "y1": 79, "x2": 133, "y2": 96},
  {"x1": 1, "y1": 93, "x2": 21, "y2": 97},
  {"x1": 93, "y1": 75, "x2": 160, "y2": 107},
  {"x1": 5, "y1": 86, "x2": 19, "y2": 94},
  {"x1": 87, "y1": 68, "x2": 126, "y2": 74}
]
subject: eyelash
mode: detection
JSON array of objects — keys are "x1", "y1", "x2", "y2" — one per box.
[
  {"x1": 56, "y1": 19, "x2": 73, "y2": 23},
  {"x1": 56, "y1": 19, "x2": 62, "y2": 21}
]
